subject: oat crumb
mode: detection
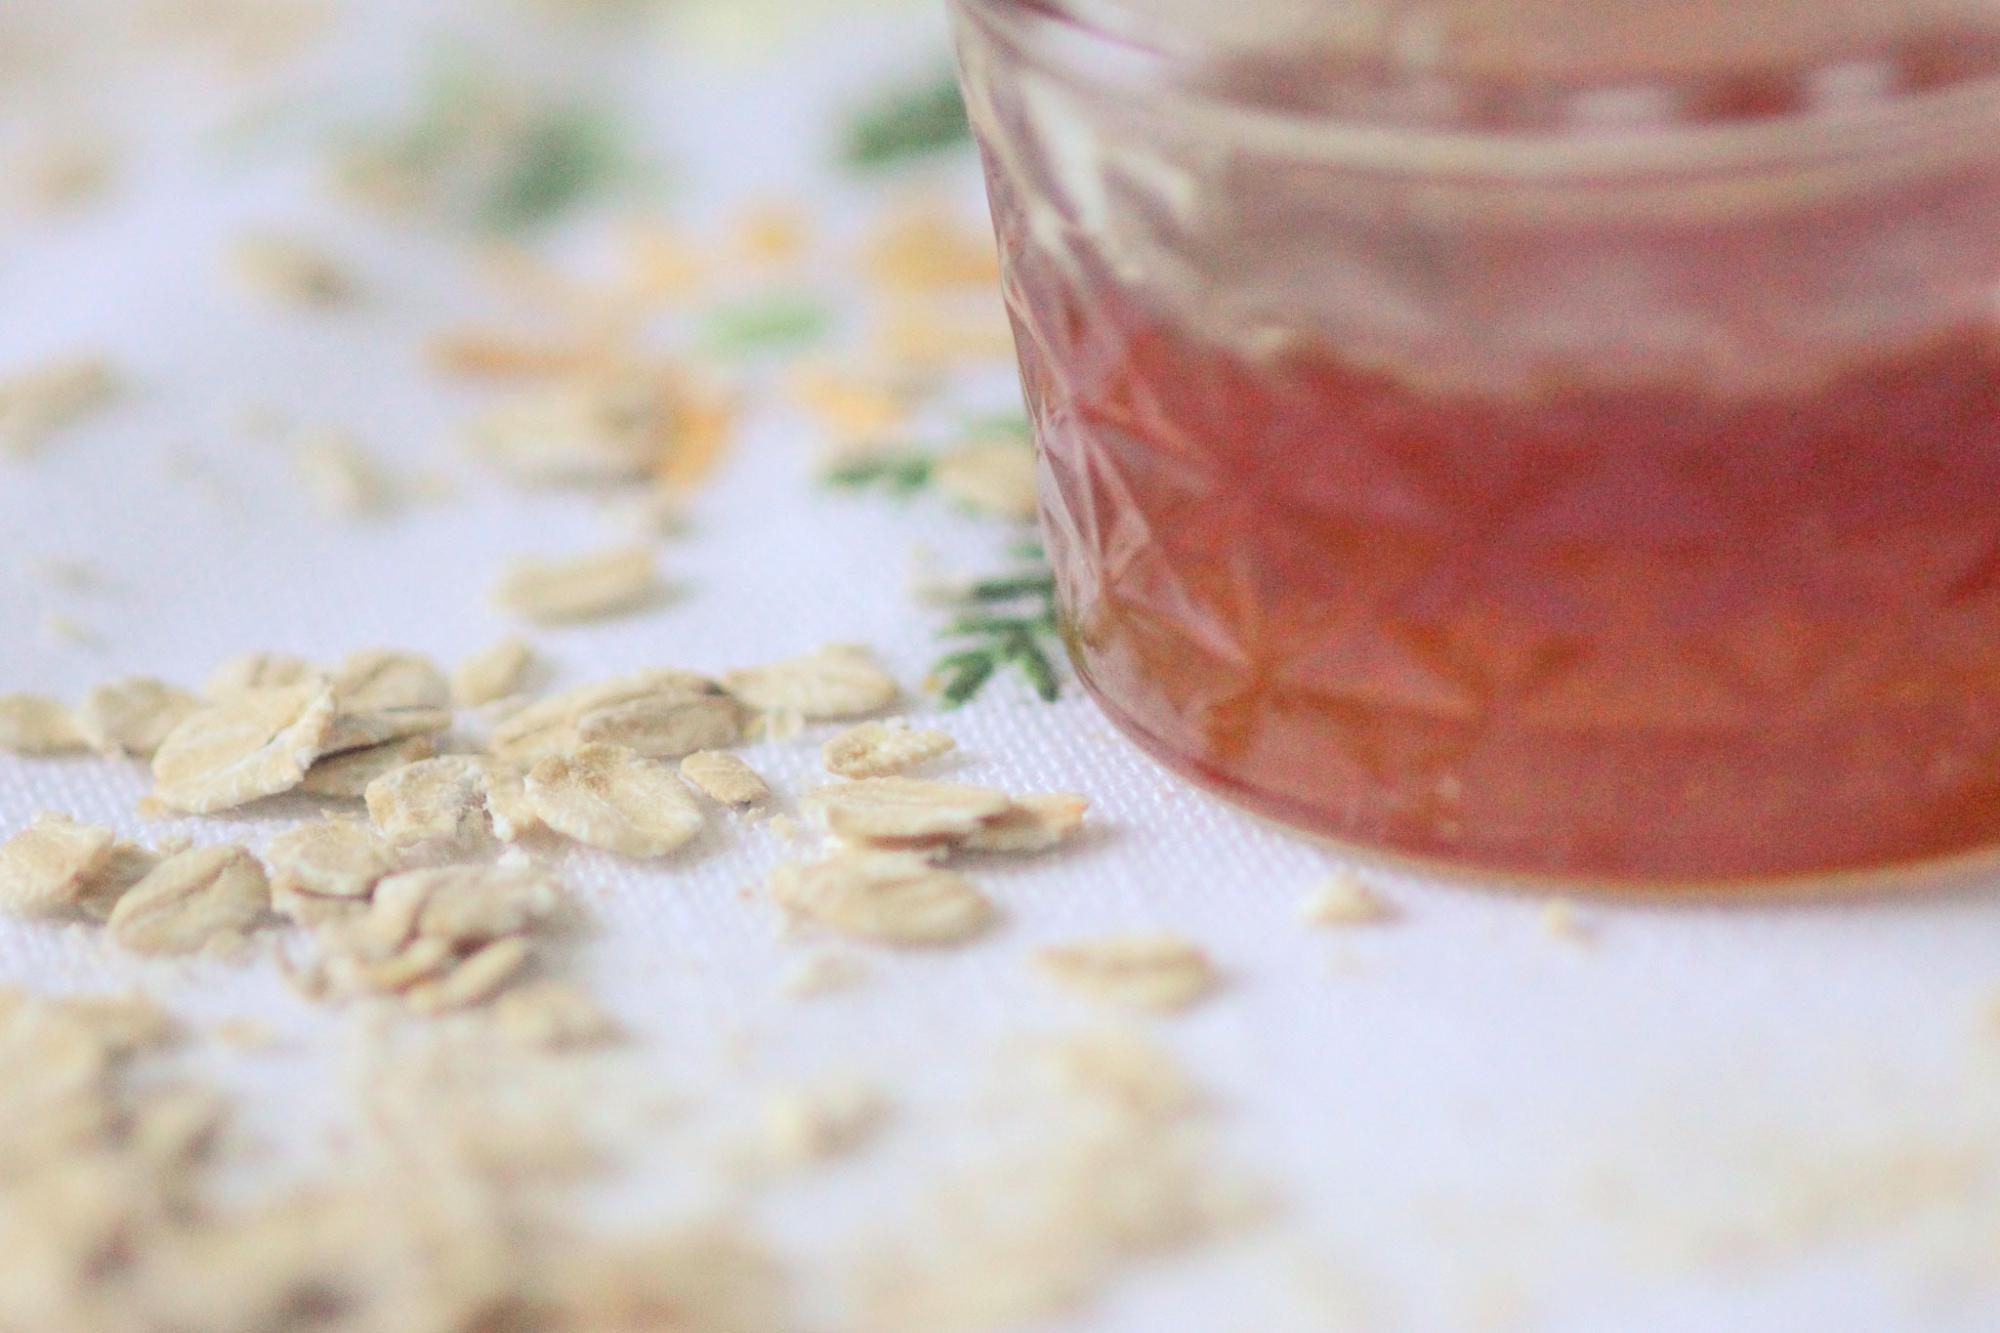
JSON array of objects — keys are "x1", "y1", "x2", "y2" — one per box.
[
  {"x1": 780, "y1": 950, "x2": 868, "y2": 998},
  {"x1": 0, "y1": 356, "x2": 116, "y2": 457},
  {"x1": 230, "y1": 233, "x2": 355, "y2": 306},
  {"x1": 295, "y1": 426, "x2": 391, "y2": 517},
  {"x1": 1298, "y1": 874, "x2": 1393, "y2": 927},
  {"x1": 214, "y1": 1018, "x2": 279, "y2": 1051},
  {"x1": 1540, "y1": 898, "x2": 1591, "y2": 945}
]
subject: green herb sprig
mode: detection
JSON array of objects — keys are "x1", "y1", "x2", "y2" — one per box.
[
  {"x1": 339, "y1": 55, "x2": 637, "y2": 233},
  {"x1": 824, "y1": 451, "x2": 934, "y2": 496},
  {"x1": 931, "y1": 556, "x2": 1062, "y2": 707},
  {"x1": 698, "y1": 293, "x2": 834, "y2": 358},
  {"x1": 840, "y1": 69, "x2": 972, "y2": 170},
  {"x1": 827, "y1": 440, "x2": 1063, "y2": 706}
]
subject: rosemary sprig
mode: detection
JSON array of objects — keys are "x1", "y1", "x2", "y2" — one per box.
[
  {"x1": 930, "y1": 559, "x2": 1063, "y2": 707},
  {"x1": 477, "y1": 104, "x2": 627, "y2": 232},
  {"x1": 699, "y1": 292, "x2": 834, "y2": 358},
  {"x1": 823, "y1": 452, "x2": 934, "y2": 496},
  {"x1": 825, "y1": 438, "x2": 1062, "y2": 706},
  {"x1": 840, "y1": 68, "x2": 973, "y2": 170},
  {"x1": 339, "y1": 56, "x2": 636, "y2": 233}
]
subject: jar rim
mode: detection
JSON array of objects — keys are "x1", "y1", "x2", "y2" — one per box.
[{"x1": 952, "y1": 0, "x2": 2000, "y2": 180}]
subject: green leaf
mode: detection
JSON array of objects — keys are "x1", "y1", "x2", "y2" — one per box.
[
  {"x1": 336, "y1": 52, "x2": 639, "y2": 234},
  {"x1": 841, "y1": 69, "x2": 972, "y2": 170},
  {"x1": 824, "y1": 452, "x2": 934, "y2": 494},
  {"x1": 1001, "y1": 631, "x2": 1062, "y2": 702},
  {"x1": 962, "y1": 410, "x2": 1031, "y2": 440},
  {"x1": 700, "y1": 294, "x2": 834, "y2": 357},
  {"x1": 940, "y1": 614, "x2": 1047, "y2": 639},
  {"x1": 968, "y1": 573, "x2": 1057, "y2": 603},
  {"x1": 937, "y1": 652, "x2": 997, "y2": 708},
  {"x1": 478, "y1": 105, "x2": 625, "y2": 232}
]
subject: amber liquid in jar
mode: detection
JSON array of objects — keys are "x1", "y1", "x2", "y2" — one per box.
[{"x1": 966, "y1": 18, "x2": 2000, "y2": 884}]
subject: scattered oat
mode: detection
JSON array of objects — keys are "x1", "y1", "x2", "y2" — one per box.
[
  {"x1": 933, "y1": 437, "x2": 1038, "y2": 521},
  {"x1": 295, "y1": 426, "x2": 391, "y2": 517},
  {"x1": 325, "y1": 934, "x2": 454, "y2": 996},
  {"x1": 762, "y1": 1078, "x2": 885, "y2": 1166},
  {"x1": 15, "y1": 133, "x2": 114, "y2": 215},
  {"x1": 493, "y1": 546, "x2": 662, "y2": 624},
  {"x1": 723, "y1": 644, "x2": 899, "y2": 719},
  {"x1": 598, "y1": 485, "x2": 688, "y2": 539},
  {"x1": 1540, "y1": 898, "x2": 1591, "y2": 945},
  {"x1": 1035, "y1": 935, "x2": 1220, "y2": 1014},
  {"x1": 229, "y1": 233, "x2": 354, "y2": 306},
  {"x1": 364, "y1": 755, "x2": 496, "y2": 848},
  {"x1": 863, "y1": 207, "x2": 1001, "y2": 292},
  {"x1": 428, "y1": 328, "x2": 603, "y2": 378},
  {"x1": 107, "y1": 845, "x2": 269, "y2": 956},
  {"x1": 478, "y1": 759, "x2": 543, "y2": 842},
  {"x1": 767, "y1": 851, "x2": 994, "y2": 947},
  {"x1": 41, "y1": 611, "x2": 102, "y2": 649},
  {"x1": 790, "y1": 365, "x2": 911, "y2": 447},
  {"x1": 264, "y1": 818, "x2": 397, "y2": 904},
  {"x1": 0, "y1": 693, "x2": 88, "y2": 754},
  {"x1": 466, "y1": 368, "x2": 681, "y2": 487},
  {"x1": 875, "y1": 295, "x2": 1017, "y2": 369},
  {"x1": 320, "y1": 700, "x2": 450, "y2": 757},
  {"x1": 203, "y1": 651, "x2": 313, "y2": 699},
  {"x1": 331, "y1": 648, "x2": 451, "y2": 712},
  {"x1": 78, "y1": 843, "x2": 163, "y2": 921},
  {"x1": 150, "y1": 682, "x2": 337, "y2": 814},
  {"x1": 803, "y1": 777, "x2": 1012, "y2": 848},
  {"x1": 74, "y1": 678, "x2": 203, "y2": 758},
  {"x1": 0, "y1": 356, "x2": 116, "y2": 457},
  {"x1": 314, "y1": 861, "x2": 562, "y2": 991},
  {"x1": 525, "y1": 743, "x2": 704, "y2": 858},
  {"x1": 406, "y1": 937, "x2": 534, "y2": 1015},
  {"x1": 962, "y1": 793, "x2": 1090, "y2": 854},
  {"x1": 1030, "y1": 1030, "x2": 1200, "y2": 1123},
  {"x1": 856, "y1": 1113, "x2": 1254, "y2": 1333},
  {"x1": 299, "y1": 733, "x2": 438, "y2": 798},
  {"x1": 451, "y1": 637, "x2": 541, "y2": 709},
  {"x1": 747, "y1": 707, "x2": 805, "y2": 742},
  {"x1": 679, "y1": 750, "x2": 770, "y2": 807},
  {"x1": 780, "y1": 949, "x2": 868, "y2": 998},
  {"x1": 1299, "y1": 873, "x2": 1393, "y2": 927},
  {"x1": 736, "y1": 201, "x2": 807, "y2": 264},
  {"x1": 350, "y1": 863, "x2": 564, "y2": 958},
  {"x1": 492, "y1": 980, "x2": 618, "y2": 1050},
  {"x1": 576, "y1": 691, "x2": 741, "y2": 760},
  {"x1": 490, "y1": 669, "x2": 720, "y2": 763},
  {"x1": 213, "y1": 1017, "x2": 279, "y2": 1051},
  {"x1": 822, "y1": 720, "x2": 955, "y2": 779},
  {"x1": 0, "y1": 813, "x2": 117, "y2": 917}
]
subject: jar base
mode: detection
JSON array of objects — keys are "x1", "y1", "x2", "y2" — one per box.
[{"x1": 1081, "y1": 677, "x2": 2000, "y2": 902}]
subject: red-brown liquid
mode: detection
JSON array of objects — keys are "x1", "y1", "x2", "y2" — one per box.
[{"x1": 990, "y1": 163, "x2": 2000, "y2": 883}]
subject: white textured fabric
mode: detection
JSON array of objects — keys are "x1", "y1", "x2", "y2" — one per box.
[{"x1": 2, "y1": 4, "x2": 1999, "y2": 1331}]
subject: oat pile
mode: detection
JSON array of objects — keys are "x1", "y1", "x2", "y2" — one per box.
[{"x1": 0, "y1": 622, "x2": 1279, "y2": 1326}]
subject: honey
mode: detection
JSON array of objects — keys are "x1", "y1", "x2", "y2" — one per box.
[{"x1": 957, "y1": 1, "x2": 2000, "y2": 883}]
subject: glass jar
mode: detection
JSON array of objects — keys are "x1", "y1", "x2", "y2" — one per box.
[{"x1": 951, "y1": 0, "x2": 2000, "y2": 886}]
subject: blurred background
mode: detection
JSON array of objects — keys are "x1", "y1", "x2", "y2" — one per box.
[{"x1": 7, "y1": 6, "x2": 2000, "y2": 1333}]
